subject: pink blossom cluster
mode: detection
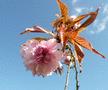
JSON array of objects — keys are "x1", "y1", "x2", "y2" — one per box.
[{"x1": 20, "y1": 39, "x2": 64, "y2": 76}]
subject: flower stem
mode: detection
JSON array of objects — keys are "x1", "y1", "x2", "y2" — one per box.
[
  {"x1": 71, "y1": 55, "x2": 79, "y2": 90},
  {"x1": 69, "y1": 47, "x2": 79, "y2": 90},
  {"x1": 74, "y1": 59, "x2": 79, "y2": 90},
  {"x1": 64, "y1": 62, "x2": 71, "y2": 90}
]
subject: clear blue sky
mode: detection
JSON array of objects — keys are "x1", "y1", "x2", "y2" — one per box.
[{"x1": 0, "y1": 0, "x2": 108, "y2": 90}]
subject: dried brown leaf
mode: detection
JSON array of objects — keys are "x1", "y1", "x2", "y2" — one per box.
[
  {"x1": 57, "y1": 0, "x2": 68, "y2": 17},
  {"x1": 74, "y1": 43, "x2": 84, "y2": 63},
  {"x1": 20, "y1": 26, "x2": 46, "y2": 35},
  {"x1": 68, "y1": 14, "x2": 88, "y2": 29},
  {"x1": 75, "y1": 36, "x2": 105, "y2": 58},
  {"x1": 76, "y1": 8, "x2": 99, "y2": 33}
]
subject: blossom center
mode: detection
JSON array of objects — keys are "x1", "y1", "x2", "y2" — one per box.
[{"x1": 34, "y1": 47, "x2": 50, "y2": 64}]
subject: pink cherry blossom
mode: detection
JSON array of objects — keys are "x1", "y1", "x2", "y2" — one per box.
[{"x1": 20, "y1": 39, "x2": 64, "y2": 76}]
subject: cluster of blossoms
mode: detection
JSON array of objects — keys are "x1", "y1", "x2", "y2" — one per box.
[
  {"x1": 20, "y1": 0, "x2": 105, "y2": 79},
  {"x1": 21, "y1": 38, "x2": 64, "y2": 76}
]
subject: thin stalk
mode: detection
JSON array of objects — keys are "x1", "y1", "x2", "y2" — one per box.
[
  {"x1": 74, "y1": 59, "x2": 79, "y2": 90},
  {"x1": 64, "y1": 63, "x2": 71, "y2": 90},
  {"x1": 68, "y1": 47, "x2": 79, "y2": 90}
]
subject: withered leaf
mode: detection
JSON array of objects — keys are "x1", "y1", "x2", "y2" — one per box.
[
  {"x1": 20, "y1": 26, "x2": 55, "y2": 37},
  {"x1": 74, "y1": 43, "x2": 84, "y2": 63},
  {"x1": 68, "y1": 14, "x2": 88, "y2": 29},
  {"x1": 76, "y1": 8, "x2": 99, "y2": 33},
  {"x1": 20, "y1": 26, "x2": 46, "y2": 35},
  {"x1": 75, "y1": 36, "x2": 105, "y2": 58},
  {"x1": 56, "y1": 0, "x2": 68, "y2": 21}
]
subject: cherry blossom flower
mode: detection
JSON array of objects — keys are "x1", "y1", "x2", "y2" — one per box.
[{"x1": 20, "y1": 39, "x2": 64, "y2": 76}]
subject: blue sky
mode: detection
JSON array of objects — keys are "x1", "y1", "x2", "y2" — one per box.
[{"x1": 0, "y1": 0, "x2": 108, "y2": 90}]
